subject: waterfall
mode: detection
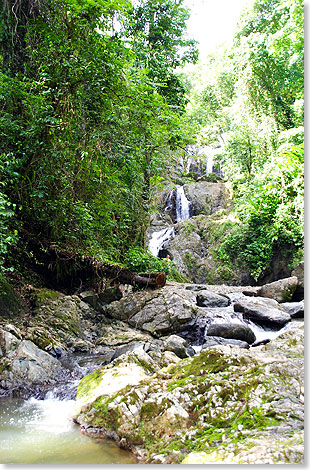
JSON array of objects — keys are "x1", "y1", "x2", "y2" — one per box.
[
  {"x1": 148, "y1": 227, "x2": 175, "y2": 257},
  {"x1": 176, "y1": 186, "x2": 190, "y2": 222}
]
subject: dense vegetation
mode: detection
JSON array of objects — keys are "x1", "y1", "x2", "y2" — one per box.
[
  {"x1": 181, "y1": 0, "x2": 304, "y2": 280},
  {"x1": 0, "y1": 0, "x2": 304, "y2": 285}
]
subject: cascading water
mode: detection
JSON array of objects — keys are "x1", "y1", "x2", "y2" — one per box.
[
  {"x1": 148, "y1": 226, "x2": 175, "y2": 257},
  {"x1": 176, "y1": 186, "x2": 190, "y2": 222},
  {"x1": 148, "y1": 186, "x2": 191, "y2": 257}
]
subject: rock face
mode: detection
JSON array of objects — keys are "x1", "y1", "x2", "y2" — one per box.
[
  {"x1": 256, "y1": 276, "x2": 298, "y2": 303},
  {"x1": 184, "y1": 181, "x2": 232, "y2": 216},
  {"x1": 74, "y1": 322, "x2": 304, "y2": 464},
  {"x1": 0, "y1": 328, "x2": 67, "y2": 396},
  {"x1": 104, "y1": 287, "x2": 198, "y2": 337}
]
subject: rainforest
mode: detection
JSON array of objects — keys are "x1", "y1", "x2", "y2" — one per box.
[{"x1": 0, "y1": 0, "x2": 304, "y2": 465}]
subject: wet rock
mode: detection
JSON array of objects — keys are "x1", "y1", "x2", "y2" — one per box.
[
  {"x1": 256, "y1": 277, "x2": 298, "y2": 303},
  {"x1": 234, "y1": 297, "x2": 291, "y2": 326},
  {"x1": 0, "y1": 339, "x2": 67, "y2": 393},
  {"x1": 281, "y1": 301, "x2": 304, "y2": 319},
  {"x1": 202, "y1": 336, "x2": 249, "y2": 349},
  {"x1": 206, "y1": 323, "x2": 256, "y2": 344},
  {"x1": 196, "y1": 290, "x2": 230, "y2": 307}
]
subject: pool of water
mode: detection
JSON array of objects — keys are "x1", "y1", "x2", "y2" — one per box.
[{"x1": 0, "y1": 396, "x2": 137, "y2": 464}]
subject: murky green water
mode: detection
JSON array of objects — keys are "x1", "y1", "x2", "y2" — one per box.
[{"x1": 0, "y1": 397, "x2": 137, "y2": 464}]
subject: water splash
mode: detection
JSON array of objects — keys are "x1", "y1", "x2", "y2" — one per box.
[{"x1": 148, "y1": 226, "x2": 175, "y2": 257}]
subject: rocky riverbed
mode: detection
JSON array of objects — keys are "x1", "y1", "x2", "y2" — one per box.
[{"x1": 0, "y1": 272, "x2": 304, "y2": 464}]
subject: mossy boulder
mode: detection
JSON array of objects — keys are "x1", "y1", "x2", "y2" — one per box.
[
  {"x1": 24, "y1": 295, "x2": 95, "y2": 351},
  {"x1": 74, "y1": 322, "x2": 304, "y2": 464}
]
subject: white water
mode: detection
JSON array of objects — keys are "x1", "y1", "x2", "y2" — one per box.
[
  {"x1": 176, "y1": 186, "x2": 190, "y2": 222},
  {"x1": 0, "y1": 396, "x2": 136, "y2": 464},
  {"x1": 148, "y1": 226, "x2": 175, "y2": 257},
  {"x1": 148, "y1": 185, "x2": 191, "y2": 257}
]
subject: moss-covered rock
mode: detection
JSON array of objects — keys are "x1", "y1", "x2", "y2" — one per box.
[
  {"x1": 73, "y1": 322, "x2": 304, "y2": 464},
  {"x1": 0, "y1": 276, "x2": 22, "y2": 319},
  {"x1": 24, "y1": 295, "x2": 95, "y2": 351}
]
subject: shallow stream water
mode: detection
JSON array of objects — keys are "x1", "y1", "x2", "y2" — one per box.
[{"x1": 0, "y1": 395, "x2": 137, "y2": 464}]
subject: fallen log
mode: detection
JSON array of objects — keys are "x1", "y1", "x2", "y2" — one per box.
[{"x1": 17, "y1": 230, "x2": 166, "y2": 291}]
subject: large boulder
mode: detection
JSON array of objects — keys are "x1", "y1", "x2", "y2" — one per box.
[
  {"x1": 196, "y1": 290, "x2": 230, "y2": 307},
  {"x1": 206, "y1": 322, "x2": 256, "y2": 344},
  {"x1": 0, "y1": 329, "x2": 67, "y2": 396},
  {"x1": 256, "y1": 277, "x2": 298, "y2": 303},
  {"x1": 24, "y1": 294, "x2": 97, "y2": 352},
  {"x1": 11, "y1": 340, "x2": 65, "y2": 384},
  {"x1": 234, "y1": 297, "x2": 291, "y2": 327},
  {"x1": 104, "y1": 287, "x2": 198, "y2": 337},
  {"x1": 74, "y1": 322, "x2": 304, "y2": 464},
  {"x1": 281, "y1": 301, "x2": 304, "y2": 319}
]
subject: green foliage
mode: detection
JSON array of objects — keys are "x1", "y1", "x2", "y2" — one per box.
[
  {"x1": 219, "y1": 144, "x2": 304, "y2": 280},
  {"x1": 0, "y1": 0, "x2": 197, "y2": 272},
  {"x1": 0, "y1": 190, "x2": 17, "y2": 272},
  {"x1": 123, "y1": 246, "x2": 187, "y2": 282}
]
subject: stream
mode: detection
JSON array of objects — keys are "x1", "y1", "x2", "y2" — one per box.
[
  {"x1": 0, "y1": 396, "x2": 136, "y2": 464},
  {"x1": 0, "y1": 353, "x2": 137, "y2": 464}
]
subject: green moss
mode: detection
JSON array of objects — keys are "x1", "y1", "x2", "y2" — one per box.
[
  {"x1": 77, "y1": 367, "x2": 106, "y2": 399},
  {"x1": 181, "y1": 221, "x2": 196, "y2": 236},
  {"x1": 32, "y1": 288, "x2": 62, "y2": 308}
]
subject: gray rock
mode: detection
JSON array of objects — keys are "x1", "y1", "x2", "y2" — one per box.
[
  {"x1": 128, "y1": 291, "x2": 197, "y2": 337},
  {"x1": 104, "y1": 290, "x2": 156, "y2": 321},
  {"x1": 79, "y1": 291, "x2": 99, "y2": 309},
  {"x1": 202, "y1": 336, "x2": 250, "y2": 349},
  {"x1": 112, "y1": 341, "x2": 145, "y2": 360},
  {"x1": 11, "y1": 340, "x2": 65, "y2": 384},
  {"x1": 292, "y1": 262, "x2": 304, "y2": 288},
  {"x1": 184, "y1": 181, "x2": 231, "y2": 216},
  {"x1": 281, "y1": 301, "x2": 304, "y2": 319},
  {"x1": 0, "y1": 328, "x2": 20, "y2": 356},
  {"x1": 256, "y1": 277, "x2": 298, "y2": 303},
  {"x1": 206, "y1": 323, "x2": 256, "y2": 344},
  {"x1": 196, "y1": 290, "x2": 230, "y2": 308},
  {"x1": 162, "y1": 335, "x2": 191, "y2": 359},
  {"x1": 234, "y1": 297, "x2": 291, "y2": 326},
  {"x1": 103, "y1": 286, "x2": 197, "y2": 337}
]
